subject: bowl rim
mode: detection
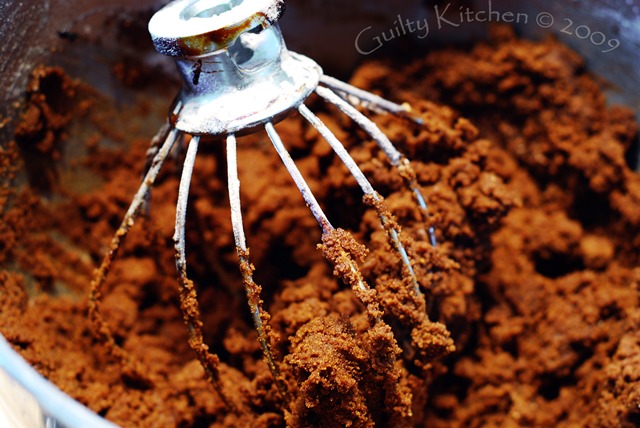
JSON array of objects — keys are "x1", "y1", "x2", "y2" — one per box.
[{"x1": 0, "y1": 335, "x2": 118, "y2": 428}]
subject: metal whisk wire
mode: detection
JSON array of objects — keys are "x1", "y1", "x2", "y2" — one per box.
[{"x1": 89, "y1": 0, "x2": 438, "y2": 410}]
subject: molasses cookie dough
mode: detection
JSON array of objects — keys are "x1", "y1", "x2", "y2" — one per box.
[{"x1": 1, "y1": 25, "x2": 639, "y2": 427}]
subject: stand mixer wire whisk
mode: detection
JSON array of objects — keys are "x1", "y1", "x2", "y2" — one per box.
[{"x1": 88, "y1": 0, "x2": 437, "y2": 408}]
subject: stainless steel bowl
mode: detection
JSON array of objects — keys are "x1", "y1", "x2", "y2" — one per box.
[{"x1": 0, "y1": 0, "x2": 638, "y2": 426}]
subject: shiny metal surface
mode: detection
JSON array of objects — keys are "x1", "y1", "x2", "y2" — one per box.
[
  {"x1": 0, "y1": 336, "x2": 118, "y2": 428},
  {"x1": 148, "y1": 0, "x2": 321, "y2": 136}
]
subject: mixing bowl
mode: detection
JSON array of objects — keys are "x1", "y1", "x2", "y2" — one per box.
[{"x1": 0, "y1": 0, "x2": 638, "y2": 426}]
